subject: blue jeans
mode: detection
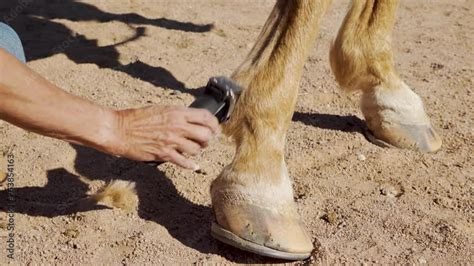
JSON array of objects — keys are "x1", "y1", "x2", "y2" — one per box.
[{"x1": 0, "y1": 22, "x2": 26, "y2": 63}]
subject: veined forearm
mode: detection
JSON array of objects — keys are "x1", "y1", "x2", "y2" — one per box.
[{"x1": 0, "y1": 48, "x2": 116, "y2": 150}]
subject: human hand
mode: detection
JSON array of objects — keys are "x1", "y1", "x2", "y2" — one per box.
[{"x1": 103, "y1": 106, "x2": 220, "y2": 170}]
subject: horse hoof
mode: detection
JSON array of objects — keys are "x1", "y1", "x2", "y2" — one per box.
[
  {"x1": 362, "y1": 82, "x2": 442, "y2": 153},
  {"x1": 210, "y1": 166, "x2": 313, "y2": 260}
]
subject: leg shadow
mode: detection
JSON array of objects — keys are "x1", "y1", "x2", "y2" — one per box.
[{"x1": 292, "y1": 111, "x2": 368, "y2": 134}]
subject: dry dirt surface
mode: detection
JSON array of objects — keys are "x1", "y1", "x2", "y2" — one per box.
[{"x1": 0, "y1": 0, "x2": 473, "y2": 264}]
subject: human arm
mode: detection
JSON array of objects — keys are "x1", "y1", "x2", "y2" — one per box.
[{"x1": 0, "y1": 48, "x2": 219, "y2": 169}]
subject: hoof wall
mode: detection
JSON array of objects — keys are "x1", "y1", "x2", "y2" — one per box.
[
  {"x1": 365, "y1": 123, "x2": 442, "y2": 153},
  {"x1": 362, "y1": 83, "x2": 442, "y2": 153}
]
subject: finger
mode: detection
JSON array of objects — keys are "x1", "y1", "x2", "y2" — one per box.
[
  {"x1": 184, "y1": 109, "x2": 221, "y2": 134},
  {"x1": 174, "y1": 137, "x2": 202, "y2": 156},
  {"x1": 166, "y1": 149, "x2": 199, "y2": 171},
  {"x1": 179, "y1": 124, "x2": 214, "y2": 148},
  {"x1": 151, "y1": 129, "x2": 208, "y2": 150}
]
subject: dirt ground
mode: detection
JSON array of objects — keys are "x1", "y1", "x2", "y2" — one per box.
[{"x1": 0, "y1": 0, "x2": 473, "y2": 264}]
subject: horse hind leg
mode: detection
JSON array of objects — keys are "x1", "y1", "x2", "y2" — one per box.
[{"x1": 330, "y1": 0, "x2": 442, "y2": 152}]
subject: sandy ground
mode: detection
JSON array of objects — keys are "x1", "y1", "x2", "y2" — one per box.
[{"x1": 0, "y1": 0, "x2": 473, "y2": 264}]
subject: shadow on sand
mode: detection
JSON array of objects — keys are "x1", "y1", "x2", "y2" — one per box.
[{"x1": 1, "y1": 0, "x2": 212, "y2": 95}]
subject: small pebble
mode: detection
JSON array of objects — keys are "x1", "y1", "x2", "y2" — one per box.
[
  {"x1": 418, "y1": 257, "x2": 427, "y2": 264},
  {"x1": 356, "y1": 153, "x2": 366, "y2": 161}
]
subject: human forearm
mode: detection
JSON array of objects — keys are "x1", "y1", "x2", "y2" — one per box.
[{"x1": 0, "y1": 48, "x2": 116, "y2": 151}]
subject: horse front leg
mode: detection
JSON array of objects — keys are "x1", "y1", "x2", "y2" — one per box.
[{"x1": 210, "y1": 0, "x2": 332, "y2": 260}]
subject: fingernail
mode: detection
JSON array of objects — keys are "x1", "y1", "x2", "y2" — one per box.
[{"x1": 192, "y1": 164, "x2": 200, "y2": 172}]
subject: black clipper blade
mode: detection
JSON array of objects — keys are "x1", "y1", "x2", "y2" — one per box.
[{"x1": 190, "y1": 76, "x2": 242, "y2": 123}]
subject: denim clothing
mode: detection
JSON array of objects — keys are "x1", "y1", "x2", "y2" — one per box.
[{"x1": 0, "y1": 22, "x2": 26, "y2": 63}]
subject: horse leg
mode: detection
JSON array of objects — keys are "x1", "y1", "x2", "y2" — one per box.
[
  {"x1": 210, "y1": 0, "x2": 332, "y2": 260},
  {"x1": 330, "y1": 0, "x2": 442, "y2": 152}
]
